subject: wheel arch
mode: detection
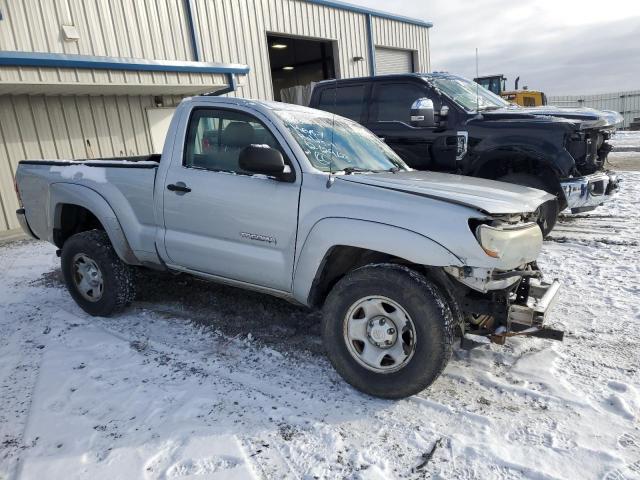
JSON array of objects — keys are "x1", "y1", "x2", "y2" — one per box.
[
  {"x1": 472, "y1": 149, "x2": 568, "y2": 210},
  {"x1": 50, "y1": 183, "x2": 140, "y2": 265},
  {"x1": 293, "y1": 218, "x2": 463, "y2": 308}
]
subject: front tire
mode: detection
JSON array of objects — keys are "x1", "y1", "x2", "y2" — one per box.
[
  {"x1": 322, "y1": 264, "x2": 454, "y2": 399},
  {"x1": 61, "y1": 230, "x2": 135, "y2": 317},
  {"x1": 498, "y1": 172, "x2": 559, "y2": 236}
]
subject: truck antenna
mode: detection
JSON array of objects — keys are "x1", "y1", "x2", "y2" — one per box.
[
  {"x1": 475, "y1": 48, "x2": 480, "y2": 113},
  {"x1": 326, "y1": 78, "x2": 337, "y2": 188}
]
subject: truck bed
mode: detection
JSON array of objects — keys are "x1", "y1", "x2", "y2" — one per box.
[{"x1": 16, "y1": 156, "x2": 161, "y2": 264}]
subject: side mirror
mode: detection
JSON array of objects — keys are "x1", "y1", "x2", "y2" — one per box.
[
  {"x1": 437, "y1": 105, "x2": 450, "y2": 128},
  {"x1": 410, "y1": 98, "x2": 436, "y2": 128},
  {"x1": 239, "y1": 145, "x2": 285, "y2": 177}
]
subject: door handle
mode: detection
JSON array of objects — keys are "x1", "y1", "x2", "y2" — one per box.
[{"x1": 167, "y1": 183, "x2": 191, "y2": 193}]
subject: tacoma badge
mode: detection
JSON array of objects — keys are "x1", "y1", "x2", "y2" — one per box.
[{"x1": 240, "y1": 232, "x2": 277, "y2": 244}]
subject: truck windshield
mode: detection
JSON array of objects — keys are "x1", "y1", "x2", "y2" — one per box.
[
  {"x1": 274, "y1": 110, "x2": 409, "y2": 173},
  {"x1": 431, "y1": 76, "x2": 511, "y2": 112}
]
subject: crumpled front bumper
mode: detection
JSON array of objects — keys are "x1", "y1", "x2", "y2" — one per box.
[
  {"x1": 458, "y1": 274, "x2": 564, "y2": 348},
  {"x1": 508, "y1": 278, "x2": 561, "y2": 328},
  {"x1": 560, "y1": 171, "x2": 618, "y2": 213}
]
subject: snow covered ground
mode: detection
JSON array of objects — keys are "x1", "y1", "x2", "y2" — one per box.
[
  {"x1": 609, "y1": 132, "x2": 640, "y2": 171},
  {"x1": 611, "y1": 131, "x2": 640, "y2": 151},
  {"x1": 1, "y1": 173, "x2": 639, "y2": 480}
]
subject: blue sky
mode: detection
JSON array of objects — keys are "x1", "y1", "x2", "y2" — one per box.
[{"x1": 349, "y1": 0, "x2": 640, "y2": 95}]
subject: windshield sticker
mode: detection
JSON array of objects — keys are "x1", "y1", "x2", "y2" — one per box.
[
  {"x1": 287, "y1": 122, "x2": 351, "y2": 168},
  {"x1": 275, "y1": 110, "x2": 407, "y2": 173}
]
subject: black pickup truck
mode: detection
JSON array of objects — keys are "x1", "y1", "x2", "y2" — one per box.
[{"x1": 309, "y1": 73, "x2": 621, "y2": 234}]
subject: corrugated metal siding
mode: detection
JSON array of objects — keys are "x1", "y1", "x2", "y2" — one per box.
[
  {"x1": 0, "y1": 0, "x2": 193, "y2": 60},
  {"x1": 0, "y1": 94, "x2": 182, "y2": 232},
  {"x1": 0, "y1": 0, "x2": 429, "y2": 97},
  {"x1": 191, "y1": 0, "x2": 430, "y2": 99},
  {"x1": 0, "y1": 68, "x2": 230, "y2": 95},
  {"x1": 549, "y1": 91, "x2": 640, "y2": 129},
  {"x1": 372, "y1": 17, "x2": 430, "y2": 73},
  {"x1": 0, "y1": 0, "x2": 227, "y2": 91}
]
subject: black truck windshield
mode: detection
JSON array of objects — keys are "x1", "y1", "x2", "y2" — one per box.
[{"x1": 430, "y1": 75, "x2": 511, "y2": 112}]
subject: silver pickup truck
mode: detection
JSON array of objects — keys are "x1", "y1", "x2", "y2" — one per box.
[{"x1": 15, "y1": 96, "x2": 562, "y2": 399}]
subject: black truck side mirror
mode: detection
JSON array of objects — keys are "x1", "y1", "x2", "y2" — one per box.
[
  {"x1": 239, "y1": 145, "x2": 286, "y2": 176},
  {"x1": 410, "y1": 98, "x2": 436, "y2": 128}
]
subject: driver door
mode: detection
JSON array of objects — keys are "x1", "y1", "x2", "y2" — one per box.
[
  {"x1": 365, "y1": 81, "x2": 433, "y2": 169},
  {"x1": 366, "y1": 81, "x2": 460, "y2": 171},
  {"x1": 162, "y1": 108, "x2": 301, "y2": 292}
]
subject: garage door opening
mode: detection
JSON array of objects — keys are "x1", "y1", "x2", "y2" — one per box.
[
  {"x1": 267, "y1": 34, "x2": 336, "y2": 105},
  {"x1": 375, "y1": 47, "x2": 415, "y2": 75}
]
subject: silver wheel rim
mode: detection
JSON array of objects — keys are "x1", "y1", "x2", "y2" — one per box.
[
  {"x1": 72, "y1": 253, "x2": 104, "y2": 302},
  {"x1": 343, "y1": 296, "x2": 416, "y2": 373}
]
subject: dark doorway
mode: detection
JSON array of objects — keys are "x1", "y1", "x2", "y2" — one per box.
[{"x1": 267, "y1": 34, "x2": 336, "y2": 104}]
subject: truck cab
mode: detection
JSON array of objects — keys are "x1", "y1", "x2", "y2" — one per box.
[{"x1": 310, "y1": 75, "x2": 456, "y2": 171}]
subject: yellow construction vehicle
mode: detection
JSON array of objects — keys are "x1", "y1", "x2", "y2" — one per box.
[{"x1": 474, "y1": 74, "x2": 547, "y2": 107}]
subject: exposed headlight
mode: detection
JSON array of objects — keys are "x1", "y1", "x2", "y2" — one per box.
[{"x1": 475, "y1": 222, "x2": 542, "y2": 260}]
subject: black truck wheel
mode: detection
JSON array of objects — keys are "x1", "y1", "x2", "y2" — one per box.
[
  {"x1": 61, "y1": 230, "x2": 135, "y2": 317},
  {"x1": 322, "y1": 264, "x2": 454, "y2": 399},
  {"x1": 498, "y1": 172, "x2": 559, "y2": 236}
]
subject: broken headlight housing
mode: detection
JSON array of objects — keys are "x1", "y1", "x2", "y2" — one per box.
[{"x1": 471, "y1": 217, "x2": 542, "y2": 261}]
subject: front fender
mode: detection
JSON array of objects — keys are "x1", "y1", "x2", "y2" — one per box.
[
  {"x1": 292, "y1": 217, "x2": 463, "y2": 306},
  {"x1": 50, "y1": 183, "x2": 140, "y2": 265}
]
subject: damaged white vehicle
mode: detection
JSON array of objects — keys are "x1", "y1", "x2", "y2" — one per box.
[{"x1": 15, "y1": 97, "x2": 561, "y2": 398}]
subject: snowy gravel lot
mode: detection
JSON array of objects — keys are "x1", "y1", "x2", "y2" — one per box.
[
  {"x1": 1, "y1": 173, "x2": 639, "y2": 480},
  {"x1": 611, "y1": 131, "x2": 640, "y2": 151},
  {"x1": 609, "y1": 132, "x2": 640, "y2": 170}
]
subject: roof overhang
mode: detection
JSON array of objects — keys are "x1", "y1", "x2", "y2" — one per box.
[
  {"x1": 302, "y1": 0, "x2": 433, "y2": 28},
  {"x1": 0, "y1": 51, "x2": 249, "y2": 96},
  {"x1": 0, "y1": 51, "x2": 250, "y2": 75}
]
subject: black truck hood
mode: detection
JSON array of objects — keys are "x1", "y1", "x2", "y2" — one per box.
[{"x1": 483, "y1": 106, "x2": 623, "y2": 130}]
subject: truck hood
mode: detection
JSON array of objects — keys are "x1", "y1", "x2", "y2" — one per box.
[
  {"x1": 485, "y1": 106, "x2": 623, "y2": 130},
  {"x1": 337, "y1": 171, "x2": 555, "y2": 215}
]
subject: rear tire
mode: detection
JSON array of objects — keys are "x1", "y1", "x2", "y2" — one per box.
[
  {"x1": 498, "y1": 172, "x2": 559, "y2": 236},
  {"x1": 61, "y1": 230, "x2": 135, "y2": 317},
  {"x1": 322, "y1": 264, "x2": 454, "y2": 399}
]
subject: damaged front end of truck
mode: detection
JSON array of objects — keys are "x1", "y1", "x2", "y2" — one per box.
[
  {"x1": 437, "y1": 213, "x2": 564, "y2": 349},
  {"x1": 445, "y1": 263, "x2": 563, "y2": 349},
  {"x1": 521, "y1": 106, "x2": 623, "y2": 213}
]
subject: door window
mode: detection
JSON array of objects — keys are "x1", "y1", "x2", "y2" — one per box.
[
  {"x1": 317, "y1": 84, "x2": 366, "y2": 121},
  {"x1": 184, "y1": 109, "x2": 281, "y2": 174},
  {"x1": 372, "y1": 83, "x2": 428, "y2": 124}
]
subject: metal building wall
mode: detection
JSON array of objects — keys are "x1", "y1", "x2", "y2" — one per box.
[
  {"x1": 0, "y1": 0, "x2": 226, "y2": 92},
  {"x1": 0, "y1": 0, "x2": 430, "y2": 93},
  {"x1": 549, "y1": 91, "x2": 640, "y2": 129},
  {"x1": 372, "y1": 17, "x2": 430, "y2": 73},
  {"x1": 0, "y1": 0, "x2": 194, "y2": 59},
  {"x1": 0, "y1": 94, "x2": 182, "y2": 232},
  {"x1": 190, "y1": 0, "x2": 431, "y2": 100}
]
